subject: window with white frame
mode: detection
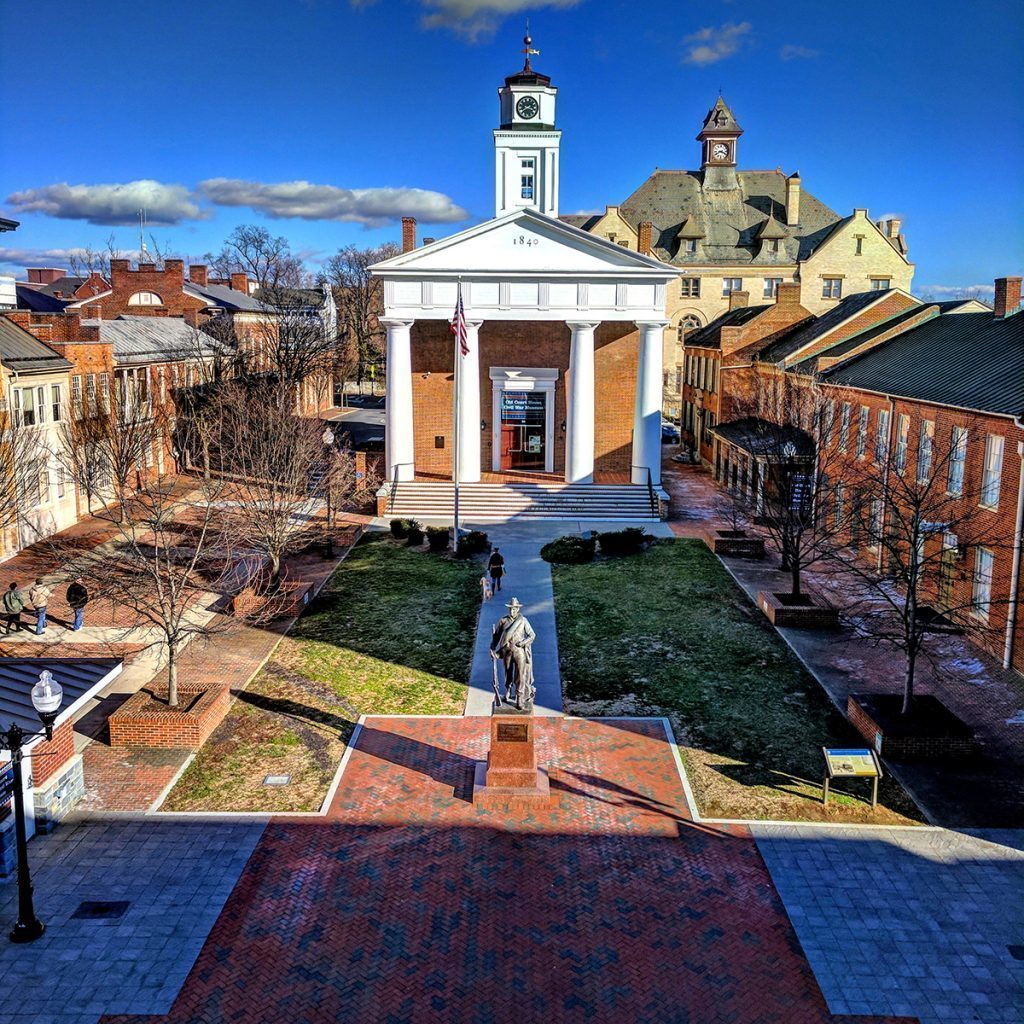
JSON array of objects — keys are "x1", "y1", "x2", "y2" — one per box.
[
  {"x1": 870, "y1": 278, "x2": 891, "y2": 291},
  {"x1": 868, "y1": 499, "x2": 883, "y2": 550},
  {"x1": 856, "y1": 405, "x2": 869, "y2": 458},
  {"x1": 948, "y1": 426, "x2": 968, "y2": 496},
  {"x1": 680, "y1": 278, "x2": 700, "y2": 298},
  {"x1": 834, "y1": 481, "x2": 845, "y2": 529},
  {"x1": 874, "y1": 408, "x2": 890, "y2": 464},
  {"x1": 99, "y1": 372, "x2": 110, "y2": 414},
  {"x1": 51, "y1": 384, "x2": 61, "y2": 423},
  {"x1": 13, "y1": 387, "x2": 36, "y2": 426},
  {"x1": 763, "y1": 278, "x2": 783, "y2": 299},
  {"x1": 917, "y1": 420, "x2": 934, "y2": 483},
  {"x1": 71, "y1": 374, "x2": 82, "y2": 415},
  {"x1": 722, "y1": 277, "x2": 742, "y2": 296},
  {"x1": 85, "y1": 374, "x2": 97, "y2": 416},
  {"x1": 685, "y1": 239, "x2": 697, "y2": 254},
  {"x1": 839, "y1": 402, "x2": 851, "y2": 452},
  {"x1": 822, "y1": 277, "x2": 843, "y2": 299},
  {"x1": 520, "y1": 158, "x2": 535, "y2": 200},
  {"x1": 894, "y1": 413, "x2": 910, "y2": 472},
  {"x1": 55, "y1": 464, "x2": 66, "y2": 499},
  {"x1": 972, "y1": 547, "x2": 994, "y2": 619},
  {"x1": 980, "y1": 434, "x2": 1004, "y2": 509},
  {"x1": 127, "y1": 291, "x2": 163, "y2": 306}
]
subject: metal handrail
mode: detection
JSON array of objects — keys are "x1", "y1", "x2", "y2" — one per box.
[
  {"x1": 630, "y1": 464, "x2": 659, "y2": 518},
  {"x1": 387, "y1": 462, "x2": 414, "y2": 516}
]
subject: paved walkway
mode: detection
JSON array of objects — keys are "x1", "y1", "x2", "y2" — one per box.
[
  {"x1": 458, "y1": 519, "x2": 674, "y2": 716},
  {"x1": 0, "y1": 819, "x2": 264, "y2": 1024},
  {"x1": 663, "y1": 460, "x2": 1024, "y2": 828}
]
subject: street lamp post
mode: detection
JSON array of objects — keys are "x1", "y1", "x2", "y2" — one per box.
[
  {"x1": 321, "y1": 427, "x2": 336, "y2": 533},
  {"x1": 2, "y1": 669, "x2": 62, "y2": 944}
]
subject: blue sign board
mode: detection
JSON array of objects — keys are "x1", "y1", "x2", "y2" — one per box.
[{"x1": 0, "y1": 762, "x2": 14, "y2": 809}]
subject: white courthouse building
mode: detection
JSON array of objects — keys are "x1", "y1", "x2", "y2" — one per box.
[{"x1": 372, "y1": 41, "x2": 678, "y2": 520}]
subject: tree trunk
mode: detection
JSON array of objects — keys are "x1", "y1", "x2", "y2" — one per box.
[
  {"x1": 901, "y1": 646, "x2": 916, "y2": 716},
  {"x1": 200, "y1": 435, "x2": 211, "y2": 481},
  {"x1": 791, "y1": 558, "x2": 802, "y2": 598},
  {"x1": 167, "y1": 643, "x2": 178, "y2": 708},
  {"x1": 269, "y1": 551, "x2": 282, "y2": 588}
]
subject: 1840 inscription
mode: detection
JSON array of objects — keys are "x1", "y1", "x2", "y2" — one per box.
[{"x1": 496, "y1": 723, "x2": 529, "y2": 743}]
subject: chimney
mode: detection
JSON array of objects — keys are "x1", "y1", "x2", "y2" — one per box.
[
  {"x1": 728, "y1": 290, "x2": 749, "y2": 311},
  {"x1": 230, "y1": 272, "x2": 249, "y2": 294},
  {"x1": 786, "y1": 171, "x2": 801, "y2": 226},
  {"x1": 402, "y1": 217, "x2": 417, "y2": 253},
  {"x1": 422, "y1": 237, "x2": 435, "y2": 246},
  {"x1": 886, "y1": 218, "x2": 902, "y2": 238},
  {"x1": 637, "y1": 221, "x2": 653, "y2": 256},
  {"x1": 109, "y1": 258, "x2": 130, "y2": 277},
  {"x1": 164, "y1": 258, "x2": 184, "y2": 280},
  {"x1": 993, "y1": 276, "x2": 1022, "y2": 319},
  {"x1": 189, "y1": 263, "x2": 208, "y2": 287},
  {"x1": 26, "y1": 268, "x2": 67, "y2": 285},
  {"x1": 775, "y1": 282, "x2": 801, "y2": 306}
]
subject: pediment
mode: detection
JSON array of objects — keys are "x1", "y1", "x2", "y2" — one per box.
[{"x1": 371, "y1": 209, "x2": 677, "y2": 279}]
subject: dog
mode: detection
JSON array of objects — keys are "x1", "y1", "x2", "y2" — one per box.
[{"x1": 480, "y1": 575, "x2": 493, "y2": 602}]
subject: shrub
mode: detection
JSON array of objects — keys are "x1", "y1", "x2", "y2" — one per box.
[
  {"x1": 455, "y1": 530, "x2": 490, "y2": 557},
  {"x1": 405, "y1": 523, "x2": 425, "y2": 546},
  {"x1": 390, "y1": 518, "x2": 411, "y2": 539},
  {"x1": 598, "y1": 527, "x2": 648, "y2": 557},
  {"x1": 540, "y1": 534, "x2": 596, "y2": 564},
  {"x1": 426, "y1": 526, "x2": 450, "y2": 552}
]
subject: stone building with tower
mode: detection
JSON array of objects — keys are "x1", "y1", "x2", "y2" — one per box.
[
  {"x1": 373, "y1": 38, "x2": 677, "y2": 521},
  {"x1": 562, "y1": 97, "x2": 915, "y2": 416}
]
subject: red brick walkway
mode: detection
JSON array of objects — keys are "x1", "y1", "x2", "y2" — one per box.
[{"x1": 104, "y1": 717, "x2": 916, "y2": 1024}]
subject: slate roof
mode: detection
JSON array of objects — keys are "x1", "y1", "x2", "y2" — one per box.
[
  {"x1": 253, "y1": 285, "x2": 326, "y2": 310},
  {"x1": 823, "y1": 310, "x2": 1024, "y2": 418},
  {"x1": 617, "y1": 169, "x2": 844, "y2": 266},
  {"x1": 558, "y1": 213, "x2": 600, "y2": 231},
  {"x1": 15, "y1": 284, "x2": 69, "y2": 313},
  {"x1": 91, "y1": 316, "x2": 217, "y2": 364},
  {"x1": 0, "y1": 658, "x2": 121, "y2": 741},
  {"x1": 0, "y1": 316, "x2": 72, "y2": 373},
  {"x1": 32, "y1": 275, "x2": 87, "y2": 299},
  {"x1": 0, "y1": 217, "x2": 18, "y2": 232},
  {"x1": 756, "y1": 291, "x2": 899, "y2": 364},
  {"x1": 711, "y1": 417, "x2": 815, "y2": 459},
  {"x1": 682, "y1": 306, "x2": 763, "y2": 349},
  {"x1": 185, "y1": 282, "x2": 264, "y2": 312}
]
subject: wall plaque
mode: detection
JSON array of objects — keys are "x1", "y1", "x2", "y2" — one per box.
[{"x1": 496, "y1": 723, "x2": 529, "y2": 743}]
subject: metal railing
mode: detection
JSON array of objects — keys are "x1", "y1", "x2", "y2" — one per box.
[
  {"x1": 631, "y1": 464, "x2": 660, "y2": 519},
  {"x1": 387, "y1": 462, "x2": 414, "y2": 515}
]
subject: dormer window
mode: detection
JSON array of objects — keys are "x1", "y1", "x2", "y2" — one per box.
[
  {"x1": 685, "y1": 239, "x2": 697, "y2": 254},
  {"x1": 128, "y1": 290, "x2": 163, "y2": 306},
  {"x1": 771, "y1": 239, "x2": 780, "y2": 254}
]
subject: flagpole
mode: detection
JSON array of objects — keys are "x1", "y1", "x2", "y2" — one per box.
[{"x1": 453, "y1": 278, "x2": 461, "y2": 548}]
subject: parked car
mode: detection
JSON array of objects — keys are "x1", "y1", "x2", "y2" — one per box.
[{"x1": 661, "y1": 422, "x2": 680, "y2": 444}]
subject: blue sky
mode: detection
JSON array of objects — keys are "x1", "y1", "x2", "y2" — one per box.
[{"x1": 1, "y1": 0, "x2": 1021, "y2": 295}]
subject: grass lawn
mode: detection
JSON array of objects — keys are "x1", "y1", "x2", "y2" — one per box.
[
  {"x1": 554, "y1": 538, "x2": 924, "y2": 824},
  {"x1": 163, "y1": 532, "x2": 481, "y2": 812}
]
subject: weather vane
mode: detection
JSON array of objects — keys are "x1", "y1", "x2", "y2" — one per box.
[{"x1": 522, "y1": 19, "x2": 539, "y2": 69}]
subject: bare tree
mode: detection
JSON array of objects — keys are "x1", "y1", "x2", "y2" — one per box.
[
  {"x1": 820, "y1": 412, "x2": 1007, "y2": 715},
  {"x1": 206, "y1": 225, "x2": 305, "y2": 291},
  {"x1": 325, "y1": 242, "x2": 399, "y2": 389},
  {"x1": 67, "y1": 234, "x2": 123, "y2": 279}
]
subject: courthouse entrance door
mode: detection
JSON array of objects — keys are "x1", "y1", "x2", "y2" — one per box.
[{"x1": 499, "y1": 390, "x2": 546, "y2": 471}]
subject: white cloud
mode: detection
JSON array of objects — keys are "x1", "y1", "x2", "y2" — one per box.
[
  {"x1": 921, "y1": 283, "x2": 995, "y2": 296},
  {"x1": 682, "y1": 21, "x2": 752, "y2": 66},
  {"x1": 0, "y1": 245, "x2": 150, "y2": 275},
  {"x1": 355, "y1": 0, "x2": 585, "y2": 42},
  {"x1": 198, "y1": 178, "x2": 468, "y2": 226},
  {"x1": 779, "y1": 43, "x2": 819, "y2": 61},
  {"x1": 5, "y1": 180, "x2": 203, "y2": 226}
]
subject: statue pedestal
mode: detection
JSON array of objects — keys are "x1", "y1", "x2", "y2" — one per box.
[{"x1": 472, "y1": 706, "x2": 550, "y2": 813}]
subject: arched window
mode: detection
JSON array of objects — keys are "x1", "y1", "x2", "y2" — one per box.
[
  {"x1": 677, "y1": 313, "x2": 702, "y2": 346},
  {"x1": 127, "y1": 291, "x2": 163, "y2": 306}
]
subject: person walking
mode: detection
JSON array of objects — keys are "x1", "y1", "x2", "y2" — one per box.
[
  {"x1": 487, "y1": 547, "x2": 506, "y2": 593},
  {"x1": 66, "y1": 577, "x2": 89, "y2": 631},
  {"x1": 3, "y1": 582, "x2": 26, "y2": 633},
  {"x1": 28, "y1": 578, "x2": 52, "y2": 636}
]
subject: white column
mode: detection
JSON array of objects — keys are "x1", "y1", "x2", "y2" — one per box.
[
  {"x1": 456, "y1": 320, "x2": 483, "y2": 483},
  {"x1": 632, "y1": 320, "x2": 669, "y2": 486},
  {"x1": 565, "y1": 321, "x2": 599, "y2": 484},
  {"x1": 383, "y1": 318, "x2": 415, "y2": 483}
]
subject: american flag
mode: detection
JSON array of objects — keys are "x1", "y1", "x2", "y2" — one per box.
[{"x1": 450, "y1": 284, "x2": 469, "y2": 357}]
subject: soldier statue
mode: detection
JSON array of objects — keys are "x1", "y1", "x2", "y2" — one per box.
[{"x1": 490, "y1": 596, "x2": 536, "y2": 709}]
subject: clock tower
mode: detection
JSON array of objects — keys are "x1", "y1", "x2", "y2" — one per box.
[
  {"x1": 697, "y1": 97, "x2": 742, "y2": 191},
  {"x1": 494, "y1": 32, "x2": 561, "y2": 217}
]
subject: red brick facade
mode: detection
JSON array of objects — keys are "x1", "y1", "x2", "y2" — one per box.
[
  {"x1": 409, "y1": 319, "x2": 641, "y2": 477},
  {"x1": 75, "y1": 259, "x2": 208, "y2": 322},
  {"x1": 31, "y1": 718, "x2": 76, "y2": 787}
]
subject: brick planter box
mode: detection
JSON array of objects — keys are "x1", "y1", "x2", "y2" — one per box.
[
  {"x1": 758, "y1": 591, "x2": 839, "y2": 630},
  {"x1": 705, "y1": 529, "x2": 765, "y2": 560},
  {"x1": 848, "y1": 693, "x2": 976, "y2": 761},
  {"x1": 109, "y1": 685, "x2": 231, "y2": 749},
  {"x1": 231, "y1": 580, "x2": 314, "y2": 621}
]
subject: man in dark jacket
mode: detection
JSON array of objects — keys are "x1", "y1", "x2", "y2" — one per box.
[
  {"x1": 66, "y1": 578, "x2": 89, "y2": 631},
  {"x1": 487, "y1": 548, "x2": 506, "y2": 593},
  {"x1": 3, "y1": 582, "x2": 25, "y2": 633}
]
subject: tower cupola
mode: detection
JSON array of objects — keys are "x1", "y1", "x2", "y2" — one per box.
[{"x1": 697, "y1": 97, "x2": 742, "y2": 191}]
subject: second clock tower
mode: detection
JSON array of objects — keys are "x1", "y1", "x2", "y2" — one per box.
[
  {"x1": 494, "y1": 33, "x2": 561, "y2": 217},
  {"x1": 697, "y1": 96, "x2": 742, "y2": 191}
]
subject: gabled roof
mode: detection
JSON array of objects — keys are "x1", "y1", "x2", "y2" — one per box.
[
  {"x1": 558, "y1": 213, "x2": 601, "y2": 231},
  {"x1": 0, "y1": 316, "x2": 72, "y2": 373},
  {"x1": 15, "y1": 284, "x2": 69, "y2": 313},
  {"x1": 755, "y1": 211, "x2": 787, "y2": 240},
  {"x1": 370, "y1": 207, "x2": 680, "y2": 279},
  {"x1": 712, "y1": 417, "x2": 815, "y2": 459},
  {"x1": 618, "y1": 170, "x2": 840, "y2": 266},
  {"x1": 756, "y1": 290, "x2": 912, "y2": 364},
  {"x1": 32, "y1": 275, "x2": 95, "y2": 299},
  {"x1": 823, "y1": 310, "x2": 1024, "y2": 418},
  {"x1": 0, "y1": 217, "x2": 18, "y2": 232},
  {"x1": 184, "y1": 282, "x2": 264, "y2": 312},
  {"x1": 253, "y1": 285, "x2": 326, "y2": 310},
  {"x1": 91, "y1": 316, "x2": 217, "y2": 364}
]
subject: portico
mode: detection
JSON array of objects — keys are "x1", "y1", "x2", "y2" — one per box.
[{"x1": 374, "y1": 209, "x2": 676, "y2": 499}]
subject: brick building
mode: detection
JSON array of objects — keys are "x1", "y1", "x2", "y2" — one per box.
[
  {"x1": 700, "y1": 277, "x2": 1023, "y2": 674},
  {"x1": 562, "y1": 97, "x2": 914, "y2": 414},
  {"x1": 372, "y1": 46, "x2": 677, "y2": 519}
]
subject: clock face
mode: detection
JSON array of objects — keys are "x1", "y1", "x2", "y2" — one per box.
[
  {"x1": 712, "y1": 143, "x2": 730, "y2": 161},
  {"x1": 516, "y1": 95, "x2": 540, "y2": 119}
]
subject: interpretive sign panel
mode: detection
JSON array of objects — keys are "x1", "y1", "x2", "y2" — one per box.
[{"x1": 821, "y1": 747, "x2": 882, "y2": 808}]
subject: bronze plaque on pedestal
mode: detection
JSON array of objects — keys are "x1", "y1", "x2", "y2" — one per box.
[{"x1": 496, "y1": 722, "x2": 529, "y2": 743}]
